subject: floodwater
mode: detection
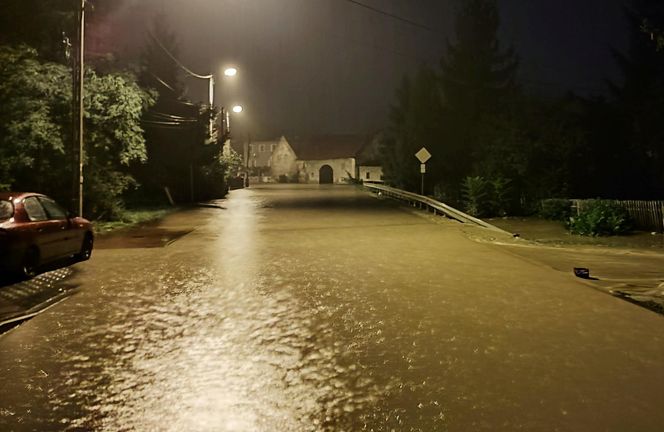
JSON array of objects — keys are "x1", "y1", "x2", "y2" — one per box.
[{"x1": 1, "y1": 185, "x2": 663, "y2": 431}]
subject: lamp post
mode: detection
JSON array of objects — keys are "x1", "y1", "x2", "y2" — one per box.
[
  {"x1": 188, "y1": 68, "x2": 238, "y2": 201},
  {"x1": 206, "y1": 67, "x2": 238, "y2": 138}
]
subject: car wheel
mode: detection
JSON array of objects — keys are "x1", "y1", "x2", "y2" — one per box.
[
  {"x1": 76, "y1": 233, "x2": 93, "y2": 262},
  {"x1": 21, "y1": 247, "x2": 40, "y2": 279}
]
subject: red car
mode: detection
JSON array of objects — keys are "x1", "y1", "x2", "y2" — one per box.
[{"x1": 0, "y1": 192, "x2": 94, "y2": 278}]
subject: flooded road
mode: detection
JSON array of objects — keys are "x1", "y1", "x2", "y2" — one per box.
[{"x1": 1, "y1": 185, "x2": 663, "y2": 431}]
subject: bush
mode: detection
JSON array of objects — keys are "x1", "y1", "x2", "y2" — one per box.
[
  {"x1": 490, "y1": 177, "x2": 513, "y2": 216},
  {"x1": 461, "y1": 176, "x2": 491, "y2": 217},
  {"x1": 568, "y1": 200, "x2": 632, "y2": 236},
  {"x1": 459, "y1": 176, "x2": 518, "y2": 217},
  {"x1": 540, "y1": 198, "x2": 572, "y2": 221}
]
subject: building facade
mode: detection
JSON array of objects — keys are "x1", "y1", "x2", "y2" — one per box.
[{"x1": 235, "y1": 134, "x2": 383, "y2": 184}]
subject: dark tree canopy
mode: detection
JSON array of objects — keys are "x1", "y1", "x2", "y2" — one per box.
[
  {"x1": 441, "y1": 0, "x2": 519, "y2": 116},
  {"x1": 606, "y1": 0, "x2": 664, "y2": 197},
  {"x1": 139, "y1": 16, "x2": 185, "y2": 102}
]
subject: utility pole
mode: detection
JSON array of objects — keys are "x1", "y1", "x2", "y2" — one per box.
[
  {"x1": 209, "y1": 77, "x2": 215, "y2": 138},
  {"x1": 76, "y1": 0, "x2": 86, "y2": 216}
]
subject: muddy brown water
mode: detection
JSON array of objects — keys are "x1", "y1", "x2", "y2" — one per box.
[{"x1": 1, "y1": 185, "x2": 663, "y2": 431}]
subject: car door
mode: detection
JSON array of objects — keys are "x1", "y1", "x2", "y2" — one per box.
[
  {"x1": 37, "y1": 196, "x2": 75, "y2": 259},
  {"x1": 22, "y1": 196, "x2": 65, "y2": 263}
]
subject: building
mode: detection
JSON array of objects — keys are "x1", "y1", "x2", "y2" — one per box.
[
  {"x1": 355, "y1": 133, "x2": 385, "y2": 183},
  {"x1": 288, "y1": 135, "x2": 368, "y2": 184},
  {"x1": 233, "y1": 134, "x2": 384, "y2": 184}
]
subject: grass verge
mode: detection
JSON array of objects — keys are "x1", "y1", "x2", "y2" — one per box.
[{"x1": 93, "y1": 207, "x2": 178, "y2": 235}]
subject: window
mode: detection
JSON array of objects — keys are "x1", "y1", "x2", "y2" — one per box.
[
  {"x1": 23, "y1": 197, "x2": 48, "y2": 222},
  {"x1": 259, "y1": 144, "x2": 266, "y2": 152},
  {"x1": 39, "y1": 197, "x2": 67, "y2": 220},
  {"x1": 366, "y1": 172, "x2": 371, "y2": 179},
  {"x1": 271, "y1": 144, "x2": 276, "y2": 152},
  {"x1": 0, "y1": 200, "x2": 13, "y2": 221}
]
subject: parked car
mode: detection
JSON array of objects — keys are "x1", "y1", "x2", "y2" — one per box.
[{"x1": 0, "y1": 192, "x2": 93, "y2": 278}]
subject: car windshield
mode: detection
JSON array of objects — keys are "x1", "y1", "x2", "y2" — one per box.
[{"x1": 0, "y1": 200, "x2": 13, "y2": 221}]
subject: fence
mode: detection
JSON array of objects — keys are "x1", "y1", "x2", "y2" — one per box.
[{"x1": 572, "y1": 199, "x2": 664, "y2": 232}]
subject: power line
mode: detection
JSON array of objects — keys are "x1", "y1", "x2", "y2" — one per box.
[
  {"x1": 150, "y1": 72, "x2": 177, "y2": 93},
  {"x1": 148, "y1": 30, "x2": 212, "y2": 80},
  {"x1": 148, "y1": 112, "x2": 199, "y2": 122},
  {"x1": 343, "y1": 0, "x2": 439, "y2": 34}
]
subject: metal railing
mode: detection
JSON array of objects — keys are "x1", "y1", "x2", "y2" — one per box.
[{"x1": 364, "y1": 183, "x2": 512, "y2": 235}]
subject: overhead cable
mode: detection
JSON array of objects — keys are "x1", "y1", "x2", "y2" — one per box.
[
  {"x1": 148, "y1": 31, "x2": 212, "y2": 79},
  {"x1": 147, "y1": 112, "x2": 199, "y2": 122},
  {"x1": 344, "y1": 0, "x2": 438, "y2": 34}
]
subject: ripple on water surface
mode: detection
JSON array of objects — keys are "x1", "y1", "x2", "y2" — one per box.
[{"x1": 47, "y1": 262, "x2": 387, "y2": 431}]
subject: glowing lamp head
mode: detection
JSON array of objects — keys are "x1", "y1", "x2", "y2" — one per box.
[
  {"x1": 224, "y1": 68, "x2": 238, "y2": 77},
  {"x1": 232, "y1": 105, "x2": 243, "y2": 113}
]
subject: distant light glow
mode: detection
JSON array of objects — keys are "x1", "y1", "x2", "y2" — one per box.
[
  {"x1": 232, "y1": 105, "x2": 243, "y2": 113},
  {"x1": 224, "y1": 68, "x2": 238, "y2": 77}
]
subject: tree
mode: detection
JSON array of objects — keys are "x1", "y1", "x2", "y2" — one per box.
[
  {"x1": 642, "y1": 20, "x2": 664, "y2": 50},
  {"x1": 440, "y1": 0, "x2": 519, "y2": 117},
  {"x1": 0, "y1": 45, "x2": 71, "y2": 193},
  {"x1": 381, "y1": 67, "x2": 445, "y2": 192},
  {"x1": 440, "y1": 0, "x2": 520, "y2": 191},
  {"x1": 0, "y1": 0, "x2": 125, "y2": 63},
  {"x1": 0, "y1": 45, "x2": 154, "y2": 217},
  {"x1": 608, "y1": 0, "x2": 664, "y2": 198},
  {"x1": 83, "y1": 70, "x2": 155, "y2": 217},
  {"x1": 139, "y1": 16, "x2": 185, "y2": 101},
  {"x1": 136, "y1": 17, "x2": 229, "y2": 203}
]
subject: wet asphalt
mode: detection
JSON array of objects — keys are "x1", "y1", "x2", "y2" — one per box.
[{"x1": 1, "y1": 184, "x2": 663, "y2": 431}]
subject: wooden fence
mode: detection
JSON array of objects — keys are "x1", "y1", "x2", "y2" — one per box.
[{"x1": 572, "y1": 199, "x2": 664, "y2": 232}]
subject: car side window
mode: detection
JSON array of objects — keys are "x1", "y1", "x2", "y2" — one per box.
[
  {"x1": 23, "y1": 197, "x2": 48, "y2": 222},
  {"x1": 0, "y1": 200, "x2": 13, "y2": 221},
  {"x1": 39, "y1": 197, "x2": 67, "y2": 220}
]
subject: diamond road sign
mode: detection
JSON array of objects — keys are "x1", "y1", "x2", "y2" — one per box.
[{"x1": 415, "y1": 147, "x2": 432, "y2": 164}]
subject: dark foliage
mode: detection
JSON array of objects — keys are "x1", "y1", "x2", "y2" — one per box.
[
  {"x1": 539, "y1": 199, "x2": 573, "y2": 221},
  {"x1": 569, "y1": 200, "x2": 633, "y2": 236},
  {"x1": 382, "y1": 0, "x2": 664, "y2": 217},
  {"x1": 135, "y1": 18, "x2": 230, "y2": 204}
]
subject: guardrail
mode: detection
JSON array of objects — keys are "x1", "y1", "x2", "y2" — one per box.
[{"x1": 364, "y1": 183, "x2": 512, "y2": 235}]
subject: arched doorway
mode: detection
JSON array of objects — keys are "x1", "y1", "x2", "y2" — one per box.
[{"x1": 319, "y1": 165, "x2": 333, "y2": 184}]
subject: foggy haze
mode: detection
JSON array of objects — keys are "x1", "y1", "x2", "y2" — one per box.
[{"x1": 96, "y1": 0, "x2": 626, "y2": 140}]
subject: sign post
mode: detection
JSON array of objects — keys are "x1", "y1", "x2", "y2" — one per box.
[{"x1": 415, "y1": 147, "x2": 432, "y2": 196}]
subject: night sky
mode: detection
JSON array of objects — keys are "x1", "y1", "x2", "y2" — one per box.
[{"x1": 98, "y1": 0, "x2": 629, "y2": 140}]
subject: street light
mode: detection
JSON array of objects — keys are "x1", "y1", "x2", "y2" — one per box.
[
  {"x1": 206, "y1": 67, "x2": 237, "y2": 138},
  {"x1": 232, "y1": 105, "x2": 243, "y2": 113}
]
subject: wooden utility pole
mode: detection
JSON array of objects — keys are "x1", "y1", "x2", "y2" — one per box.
[{"x1": 76, "y1": 0, "x2": 86, "y2": 216}]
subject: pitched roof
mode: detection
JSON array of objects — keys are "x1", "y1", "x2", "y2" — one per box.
[{"x1": 286, "y1": 134, "x2": 369, "y2": 161}]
